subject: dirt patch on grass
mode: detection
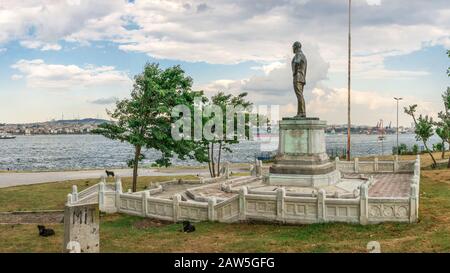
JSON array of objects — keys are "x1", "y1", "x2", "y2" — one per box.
[
  {"x1": 0, "y1": 211, "x2": 64, "y2": 224},
  {"x1": 133, "y1": 218, "x2": 173, "y2": 229}
]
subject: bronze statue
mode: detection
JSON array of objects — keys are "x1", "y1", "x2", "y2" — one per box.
[{"x1": 292, "y1": 41, "x2": 307, "y2": 117}]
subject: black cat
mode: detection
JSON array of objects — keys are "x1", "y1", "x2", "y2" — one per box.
[
  {"x1": 182, "y1": 221, "x2": 195, "y2": 233},
  {"x1": 37, "y1": 225, "x2": 55, "y2": 237}
]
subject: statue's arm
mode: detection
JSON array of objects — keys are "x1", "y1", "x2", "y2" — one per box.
[{"x1": 292, "y1": 57, "x2": 300, "y2": 76}]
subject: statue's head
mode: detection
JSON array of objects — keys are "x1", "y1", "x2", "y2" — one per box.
[{"x1": 292, "y1": 41, "x2": 302, "y2": 53}]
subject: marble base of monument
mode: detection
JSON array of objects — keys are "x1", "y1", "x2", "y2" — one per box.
[{"x1": 267, "y1": 117, "x2": 340, "y2": 187}]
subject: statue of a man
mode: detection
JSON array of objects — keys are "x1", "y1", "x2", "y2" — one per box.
[{"x1": 292, "y1": 41, "x2": 307, "y2": 117}]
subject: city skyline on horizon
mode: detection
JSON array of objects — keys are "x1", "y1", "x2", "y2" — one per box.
[{"x1": 0, "y1": 0, "x2": 449, "y2": 126}]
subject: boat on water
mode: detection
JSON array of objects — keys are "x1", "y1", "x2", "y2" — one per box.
[{"x1": 0, "y1": 134, "x2": 16, "y2": 139}]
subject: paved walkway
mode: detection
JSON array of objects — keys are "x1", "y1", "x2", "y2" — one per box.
[
  {"x1": 0, "y1": 168, "x2": 211, "y2": 188},
  {"x1": 369, "y1": 173, "x2": 413, "y2": 197}
]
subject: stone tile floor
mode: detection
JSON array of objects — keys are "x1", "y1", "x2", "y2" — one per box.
[
  {"x1": 148, "y1": 173, "x2": 413, "y2": 201},
  {"x1": 369, "y1": 173, "x2": 413, "y2": 197}
]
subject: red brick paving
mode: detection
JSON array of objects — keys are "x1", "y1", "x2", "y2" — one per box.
[{"x1": 369, "y1": 174, "x2": 413, "y2": 197}]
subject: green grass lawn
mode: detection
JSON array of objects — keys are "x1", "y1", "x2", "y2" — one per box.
[
  {"x1": 0, "y1": 170, "x2": 449, "y2": 253},
  {"x1": 0, "y1": 175, "x2": 197, "y2": 212}
]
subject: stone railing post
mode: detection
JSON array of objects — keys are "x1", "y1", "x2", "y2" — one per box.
[
  {"x1": 359, "y1": 183, "x2": 369, "y2": 225},
  {"x1": 239, "y1": 186, "x2": 248, "y2": 221},
  {"x1": 414, "y1": 159, "x2": 420, "y2": 177},
  {"x1": 224, "y1": 162, "x2": 230, "y2": 179},
  {"x1": 100, "y1": 175, "x2": 106, "y2": 184},
  {"x1": 409, "y1": 180, "x2": 419, "y2": 223},
  {"x1": 115, "y1": 176, "x2": 123, "y2": 210},
  {"x1": 142, "y1": 191, "x2": 147, "y2": 217},
  {"x1": 115, "y1": 176, "x2": 123, "y2": 193},
  {"x1": 413, "y1": 174, "x2": 420, "y2": 191},
  {"x1": 98, "y1": 181, "x2": 105, "y2": 211},
  {"x1": 276, "y1": 188, "x2": 286, "y2": 222},
  {"x1": 208, "y1": 197, "x2": 217, "y2": 221},
  {"x1": 172, "y1": 194, "x2": 182, "y2": 223},
  {"x1": 394, "y1": 155, "x2": 399, "y2": 172},
  {"x1": 354, "y1": 158, "x2": 359, "y2": 173},
  {"x1": 409, "y1": 183, "x2": 419, "y2": 223},
  {"x1": 368, "y1": 175, "x2": 375, "y2": 187},
  {"x1": 255, "y1": 160, "x2": 262, "y2": 177},
  {"x1": 71, "y1": 185, "x2": 78, "y2": 203},
  {"x1": 374, "y1": 157, "x2": 378, "y2": 172},
  {"x1": 317, "y1": 189, "x2": 326, "y2": 222},
  {"x1": 334, "y1": 156, "x2": 340, "y2": 170},
  {"x1": 66, "y1": 193, "x2": 73, "y2": 206},
  {"x1": 250, "y1": 164, "x2": 256, "y2": 176}
]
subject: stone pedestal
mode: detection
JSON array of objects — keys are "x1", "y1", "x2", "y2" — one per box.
[
  {"x1": 268, "y1": 117, "x2": 339, "y2": 187},
  {"x1": 63, "y1": 203, "x2": 99, "y2": 253}
]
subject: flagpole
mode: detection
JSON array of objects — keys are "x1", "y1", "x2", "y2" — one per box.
[{"x1": 346, "y1": 0, "x2": 352, "y2": 161}]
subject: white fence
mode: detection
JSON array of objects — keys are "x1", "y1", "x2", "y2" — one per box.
[
  {"x1": 67, "y1": 156, "x2": 420, "y2": 225},
  {"x1": 335, "y1": 155, "x2": 417, "y2": 174}
]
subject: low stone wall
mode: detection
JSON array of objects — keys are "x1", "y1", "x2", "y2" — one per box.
[
  {"x1": 67, "y1": 156, "x2": 420, "y2": 225},
  {"x1": 335, "y1": 155, "x2": 417, "y2": 174}
]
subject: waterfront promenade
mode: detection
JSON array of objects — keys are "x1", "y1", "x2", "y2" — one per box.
[{"x1": 0, "y1": 168, "x2": 212, "y2": 188}]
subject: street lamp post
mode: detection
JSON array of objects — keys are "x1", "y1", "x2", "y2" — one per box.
[{"x1": 394, "y1": 97, "x2": 403, "y2": 155}]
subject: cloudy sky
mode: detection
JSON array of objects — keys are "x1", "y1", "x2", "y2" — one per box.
[{"x1": 0, "y1": 0, "x2": 449, "y2": 126}]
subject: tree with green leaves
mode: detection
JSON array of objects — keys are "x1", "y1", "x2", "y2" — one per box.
[
  {"x1": 200, "y1": 92, "x2": 253, "y2": 177},
  {"x1": 404, "y1": 104, "x2": 437, "y2": 168},
  {"x1": 434, "y1": 50, "x2": 450, "y2": 165},
  {"x1": 447, "y1": 49, "x2": 450, "y2": 77},
  {"x1": 93, "y1": 63, "x2": 207, "y2": 192}
]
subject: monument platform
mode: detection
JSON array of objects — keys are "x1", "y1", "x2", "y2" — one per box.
[{"x1": 267, "y1": 117, "x2": 340, "y2": 187}]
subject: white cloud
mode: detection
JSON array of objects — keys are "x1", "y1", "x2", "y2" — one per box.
[
  {"x1": 11, "y1": 59, "x2": 132, "y2": 89},
  {"x1": 20, "y1": 40, "x2": 62, "y2": 51},
  {"x1": 197, "y1": 43, "x2": 329, "y2": 104},
  {"x1": 306, "y1": 86, "x2": 439, "y2": 125},
  {"x1": 0, "y1": 0, "x2": 126, "y2": 49},
  {"x1": 1, "y1": 0, "x2": 448, "y2": 125},
  {"x1": 251, "y1": 62, "x2": 285, "y2": 75},
  {"x1": 366, "y1": 0, "x2": 381, "y2": 6},
  {"x1": 1, "y1": 0, "x2": 448, "y2": 74},
  {"x1": 11, "y1": 74, "x2": 23, "y2": 80},
  {"x1": 41, "y1": 43, "x2": 62, "y2": 51}
]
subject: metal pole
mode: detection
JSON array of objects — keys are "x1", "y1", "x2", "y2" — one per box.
[
  {"x1": 396, "y1": 99, "x2": 399, "y2": 154},
  {"x1": 394, "y1": 97, "x2": 403, "y2": 155},
  {"x1": 346, "y1": 0, "x2": 351, "y2": 161}
]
